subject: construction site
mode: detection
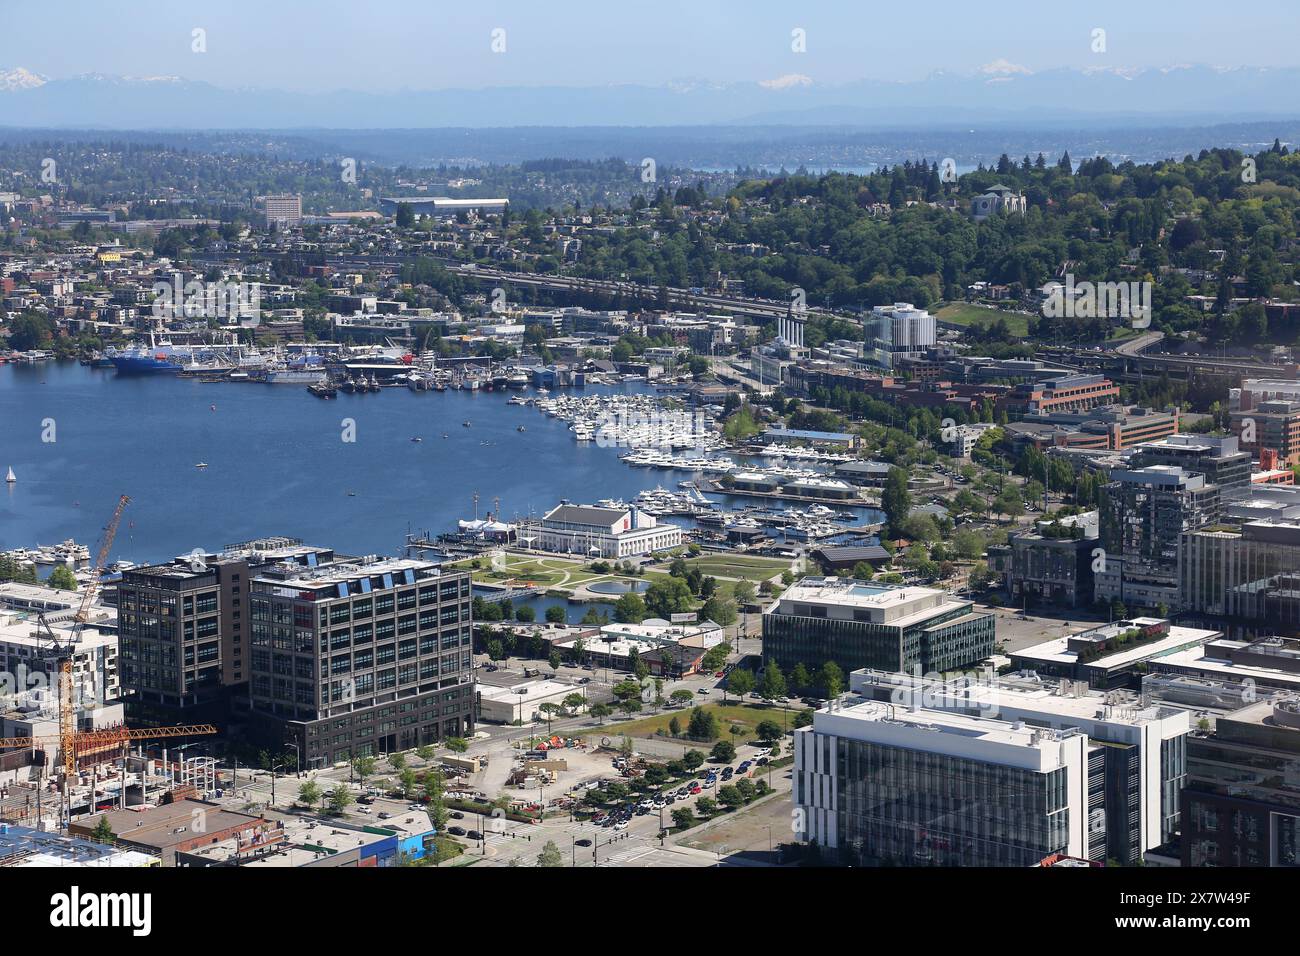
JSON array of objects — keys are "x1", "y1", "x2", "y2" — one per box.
[{"x1": 0, "y1": 495, "x2": 217, "y2": 835}]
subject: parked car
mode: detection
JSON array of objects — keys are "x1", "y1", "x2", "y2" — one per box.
[
  {"x1": 614, "y1": 820, "x2": 629, "y2": 831},
  {"x1": 449, "y1": 811, "x2": 465, "y2": 820},
  {"x1": 697, "y1": 688, "x2": 710, "y2": 695},
  {"x1": 356, "y1": 806, "x2": 372, "y2": 814},
  {"x1": 447, "y1": 826, "x2": 467, "y2": 836},
  {"x1": 579, "y1": 677, "x2": 591, "y2": 684},
  {"x1": 466, "y1": 830, "x2": 484, "y2": 840},
  {"x1": 575, "y1": 838, "x2": 593, "y2": 847},
  {"x1": 378, "y1": 812, "x2": 392, "y2": 820}
]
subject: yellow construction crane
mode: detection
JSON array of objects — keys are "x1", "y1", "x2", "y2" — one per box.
[
  {"x1": 0, "y1": 724, "x2": 219, "y2": 763},
  {"x1": 31, "y1": 493, "x2": 132, "y2": 779}
]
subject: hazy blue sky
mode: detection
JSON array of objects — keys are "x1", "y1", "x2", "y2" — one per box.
[{"x1": 3, "y1": 0, "x2": 1298, "y2": 92}]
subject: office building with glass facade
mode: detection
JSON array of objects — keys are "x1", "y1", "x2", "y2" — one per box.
[
  {"x1": 1180, "y1": 520, "x2": 1300, "y2": 633},
  {"x1": 1182, "y1": 698, "x2": 1300, "y2": 867},
  {"x1": 794, "y1": 696, "x2": 1088, "y2": 866},
  {"x1": 849, "y1": 668, "x2": 1191, "y2": 864},
  {"x1": 763, "y1": 577, "x2": 995, "y2": 676}
]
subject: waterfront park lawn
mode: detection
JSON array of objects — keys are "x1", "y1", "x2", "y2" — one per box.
[
  {"x1": 671, "y1": 554, "x2": 793, "y2": 583},
  {"x1": 592, "y1": 701, "x2": 797, "y2": 743},
  {"x1": 449, "y1": 552, "x2": 624, "y2": 589}
]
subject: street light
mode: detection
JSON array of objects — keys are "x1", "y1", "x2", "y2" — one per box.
[
  {"x1": 286, "y1": 742, "x2": 301, "y2": 777},
  {"x1": 269, "y1": 763, "x2": 287, "y2": 808}
]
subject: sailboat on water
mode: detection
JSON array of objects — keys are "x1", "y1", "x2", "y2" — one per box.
[{"x1": 5, "y1": 467, "x2": 14, "y2": 483}]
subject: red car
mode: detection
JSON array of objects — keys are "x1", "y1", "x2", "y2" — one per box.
[
  {"x1": 715, "y1": 671, "x2": 726, "y2": 678},
  {"x1": 689, "y1": 784, "x2": 702, "y2": 795}
]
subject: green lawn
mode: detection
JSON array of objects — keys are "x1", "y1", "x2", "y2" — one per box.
[
  {"x1": 595, "y1": 701, "x2": 793, "y2": 742},
  {"x1": 676, "y1": 555, "x2": 790, "y2": 582},
  {"x1": 936, "y1": 302, "x2": 1030, "y2": 338}
]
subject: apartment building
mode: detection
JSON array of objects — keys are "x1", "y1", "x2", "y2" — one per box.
[{"x1": 245, "y1": 556, "x2": 475, "y2": 766}]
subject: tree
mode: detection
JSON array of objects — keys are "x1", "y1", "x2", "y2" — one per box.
[
  {"x1": 790, "y1": 662, "x2": 812, "y2": 694},
  {"x1": 613, "y1": 591, "x2": 646, "y2": 623},
  {"x1": 755, "y1": 719, "x2": 783, "y2": 743},
  {"x1": 718, "y1": 784, "x2": 745, "y2": 810},
  {"x1": 90, "y1": 816, "x2": 116, "y2": 845},
  {"x1": 671, "y1": 807, "x2": 695, "y2": 830},
  {"x1": 563, "y1": 692, "x2": 586, "y2": 716},
  {"x1": 539, "y1": 702, "x2": 562, "y2": 733},
  {"x1": 882, "y1": 466, "x2": 912, "y2": 535},
  {"x1": 589, "y1": 702, "x2": 612, "y2": 724},
  {"x1": 395, "y1": 202, "x2": 415, "y2": 228},
  {"x1": 645, "y1": 576, "x2": 695, "y2": 618},
  {"x1": 710, "y1": 740, "x2": 736, "y2": 763},
  {"x1": 700, "y1": 595, "x2": 737, "y2": 626},
  {"x1": 388, "y1": 753, "x2": 407, "y2": 773},
  {"x1": 682, "y1": 749, "x2": 705, "y2": 771},
  {"x1": 514, "y1": 605, "x2": 536, "y2": 622},
  {"x1": 545, "y1": 605, "x2": 566, "y2": 623},
  {"x1": 695, "y1": 796, "x2": 717, "y2": 816},
  {"x1": 819, "y1": 661, "x2": 844, "y2": 698},
  {"x1": 328, "y1": 784, "x2": 353, "y2": 815},
  {"x1": 46, "y1": 565, "x2": 78, "y2": 591},
  {"x1": 445, "y1": 737, "x2": 469, "y2": 753},
  {"x1": 759, "y1": 661, "x2": 788, "y2": 700},
  {"x1": 297, "y1": 780, "x2": 322, "y2": 807},
  {"x1": 670, "y1": 689, "x2": 694, "y2": 707},
  {"x1": 687, "y1": 707, "x2": 720, "y2": 741},
  {"x1": 536, "y1": 840, "x2": 564, "y2": 867},
  {"x1": 351, "y1": 755, "x2": 377, "y2": 787},
  {"x1": 398, "y1": 767, "x2": 419, "y2": 798},
  {"x1": 668, "y1": 715, "x2": 682, "y2": 736},
  {"x1": 726, "y1": 668, "x2": 755, "y2": 701}
]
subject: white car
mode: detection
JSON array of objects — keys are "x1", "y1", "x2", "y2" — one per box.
[{"x1": 614, "y1": 820, "x2": 629, "y2": 831}]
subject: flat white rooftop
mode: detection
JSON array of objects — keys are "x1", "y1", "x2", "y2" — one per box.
[
  {"x1": 812, "y1": 698, "x2": 1080, "y2": 772},
  {"x1": 1153, "y1": 646, "x2": 1300, "y2": 691},
  {"x1": 1012, "y1": 625, "x2": 1217, "y2": 670}
]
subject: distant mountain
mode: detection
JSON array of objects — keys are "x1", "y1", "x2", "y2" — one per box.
[
  {"x1": 1, "y1": 64, "x2": 1298, "y2": 129},
  {"x1": 0, "y1": 67, "x2": 47, "y2": 92}
]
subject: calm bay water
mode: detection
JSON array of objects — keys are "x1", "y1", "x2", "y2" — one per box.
[
  {"x1": 1, "y1": 362, "x2": 882, "y2": 621},
  {"x1": 0, "y1": 361, "x2": 677, "y2": 563}
]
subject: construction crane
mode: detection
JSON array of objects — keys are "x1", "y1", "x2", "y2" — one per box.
[
  {"x1": 32, "y1": 493, "x2": 131, "y2": 780},
  {"x1": 0, "y1": 724, "x2": 220, "y2": 756}
]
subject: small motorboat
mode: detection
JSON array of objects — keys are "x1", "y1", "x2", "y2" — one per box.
[
  {"x1": 411, "y1": 437, "x2": 423, "y2": 443},
  {"x1": 195, "y1": 462, "x2": 208, "y2": 469},
  {"x1": 517, "y1": 426, "x2": 526, "y2": 432},
  {"x1": 462, "y1": 421, "x2": 472, "y2": 428}
]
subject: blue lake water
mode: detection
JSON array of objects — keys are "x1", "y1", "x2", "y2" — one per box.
[{"x1": 0, "y1": 361, "x2": 882, "y2": 620}]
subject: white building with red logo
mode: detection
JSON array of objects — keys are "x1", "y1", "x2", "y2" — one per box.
[{"x1": 522, "y1": 504, "x2": 682, "y2": 558}]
